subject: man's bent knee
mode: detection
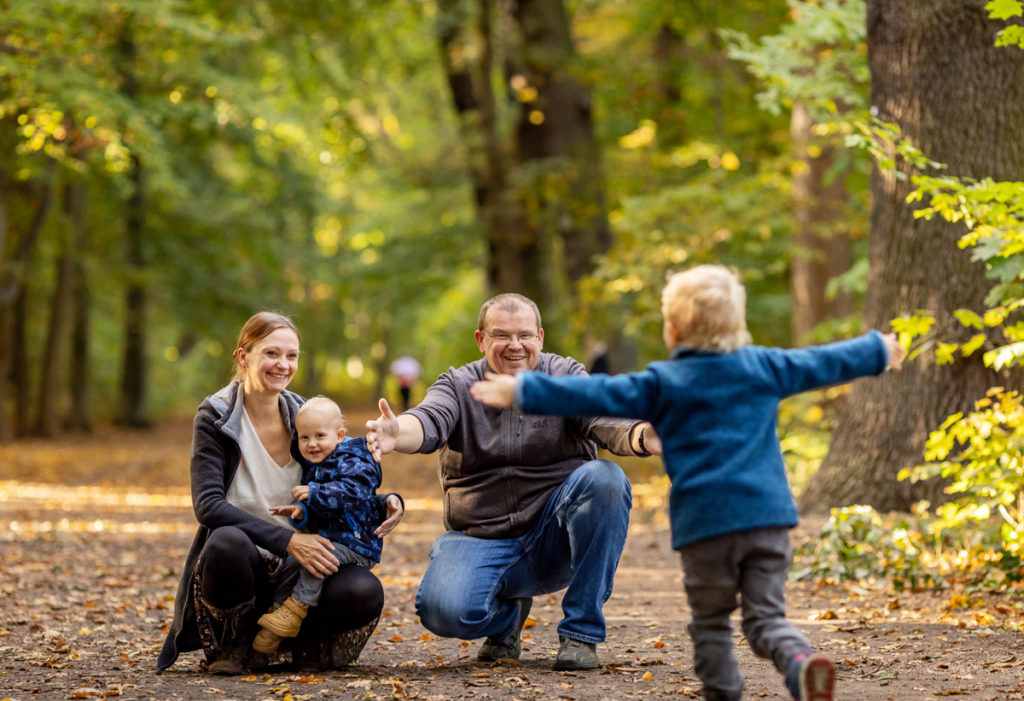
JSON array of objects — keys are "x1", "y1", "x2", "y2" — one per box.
[{"x1": 574, "y1": 460, "x2": 632, "y2": 506}]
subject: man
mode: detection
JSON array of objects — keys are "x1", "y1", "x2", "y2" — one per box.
[{"x1": 366, "y1": 293, "x2": 661, "y2": 670}]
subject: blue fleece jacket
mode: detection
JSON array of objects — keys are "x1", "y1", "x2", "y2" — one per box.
[{"x1": 515, "y1": 331, "x2": 889, "y2": 549}]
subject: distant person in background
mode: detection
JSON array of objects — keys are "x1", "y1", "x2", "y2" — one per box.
[
  {"x1": 390, "y1": 356, "x2": 421, "y2": 412},
  {"x1": 366, "y1": 293, "x2": 661, "y2": 671},
  {"x1": 587, "y1": 340, "x2": 609, "y2": 375},
  {"x1": 157, "y1": 312, "x2": 403, "y2": 676},
  {"x1": 253, "y1": 396, "x2": 393, "y2": 655}
]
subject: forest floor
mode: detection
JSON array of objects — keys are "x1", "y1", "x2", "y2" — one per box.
[{"x1": 2, "y1": 412, "x2": 1024, "y2": 700}]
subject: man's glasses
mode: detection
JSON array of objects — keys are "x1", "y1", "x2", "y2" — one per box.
[{"x1": 484, "y1": 331, "x2": 539, "y2": 343}]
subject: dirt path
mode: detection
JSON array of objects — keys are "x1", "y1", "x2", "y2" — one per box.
[{"x1": 2, "y1": 419, "x2": 1024, "y2": 700}]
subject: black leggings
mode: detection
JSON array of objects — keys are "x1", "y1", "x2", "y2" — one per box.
[{"x1": 200, "y1": 526, "x2": 383, "y2": 637}]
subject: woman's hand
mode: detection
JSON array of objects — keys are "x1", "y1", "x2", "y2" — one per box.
[
  {"x1": 286, "y1": 532, "x2": 339, "y2": 579},
  {"x1": 291, "y1": 485, "x2": 309, "y2": 502},
  {"x1": 374, "y1": 494, "x2": 404, "y2": 538}
]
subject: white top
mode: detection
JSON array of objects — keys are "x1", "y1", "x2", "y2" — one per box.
[{"x1": 226, "y1": 404, "x2": 302, "y2": 531}]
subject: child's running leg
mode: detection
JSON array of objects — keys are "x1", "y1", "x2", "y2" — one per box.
[
  {"x1": 680, "y1": 535, "x2": 744, "y2": 701},
  {"x1": 737, "y1": 527, "x2": 832, "y2": 700}
]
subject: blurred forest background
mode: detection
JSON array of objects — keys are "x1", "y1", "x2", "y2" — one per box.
[{"x1": 3, "y1": 0, "x2": 1024, "y2": 543}]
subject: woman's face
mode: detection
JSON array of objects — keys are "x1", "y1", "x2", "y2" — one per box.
[{"x1": 239, "y1": 327, "x2": 300, "y2": 394}]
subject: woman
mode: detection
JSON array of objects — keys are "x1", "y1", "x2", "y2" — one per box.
[{"x1": 157, "y1": 312, "x2": 403, "y2": 674}]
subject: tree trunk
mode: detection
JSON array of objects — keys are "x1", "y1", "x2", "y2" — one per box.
[
  {"x1": 0, "y1": 165, "x2": 10, "y2": 442},
  {"x1": 801, "y1": 0, "x2": 1024, "y2": 513},
  {"x1": 65, "y1": 235, "x2": 93, "y2": 432},
  {"x1": 117, "y1": 152, "x2": 150, "y2": 428},
  {"x1": 0, "y1": 158, "x2": 57, "y2": 439},
  {"x1": 115, "y1": 19, "x2": 149, "y2": 428},
  {"x1": 12, "y1": 286, "x2": 30, "y2": 436},
  {"x1": 790, "y1": 102, "x2": 854, "y2": 345},
  {"x1": 35, "y1": 180, "x2": 78, "y2": 436},
  {"x1": 511, "y1": 0, "x2": 612, "y2": 290},
  {"x1": 436, "y1": 0, "x2": 539, "y2": 301}
]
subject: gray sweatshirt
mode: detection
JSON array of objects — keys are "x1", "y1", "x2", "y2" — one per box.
[{"x1": 405, "y1": 353, "x2": 645, "y2": 539}]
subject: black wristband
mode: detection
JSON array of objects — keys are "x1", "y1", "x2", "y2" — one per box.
[{"x1": 636, "y1": 425, "x2": 651, "y2": 456}]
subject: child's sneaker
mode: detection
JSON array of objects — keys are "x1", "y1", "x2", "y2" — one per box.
[
  {"x1": 256, "y1": 597, "x2": 308, "y2": 638},
  {"x1": 253, "y1": 626, "x2": 285, "y2": 653},
  {"x1": 791, "y1": 653, "x2": 834, "y2": 701}
]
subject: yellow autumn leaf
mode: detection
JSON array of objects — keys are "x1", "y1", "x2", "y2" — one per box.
[{"x1": 641, "y1": 671, "x2": 653, "y2": 681}]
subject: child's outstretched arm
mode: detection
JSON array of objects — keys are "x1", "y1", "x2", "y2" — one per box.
[
  {"x1": 470, "y1": 372, "x2": 517, "y2": 408},
  {"x1": 882, "y1": 332, "x2": 906, "y2": 370}
]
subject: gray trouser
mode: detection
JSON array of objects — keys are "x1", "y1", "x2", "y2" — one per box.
[
  {"x1": 284, "y1": 541, "x2": 374, "y2": 607},
  {"x1": 679, "y1": 527, "x2": 811, "y2": 701}
]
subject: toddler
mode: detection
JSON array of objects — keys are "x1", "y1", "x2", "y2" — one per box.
[{"x1": 253, "y1": 396, "x2": 386, "y2": 654}]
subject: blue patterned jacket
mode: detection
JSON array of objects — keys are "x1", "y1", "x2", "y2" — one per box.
[{"x1": 290, "y1": 436, "x2": 385, "y2": 562}]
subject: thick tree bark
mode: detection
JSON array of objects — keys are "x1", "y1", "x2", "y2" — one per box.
[
  {"x1": 790, "y1": 102, "x2": 854, "y2": 344},
  {"x1": 801, "y1": 0, "x2": 1024, "y2": 513}
]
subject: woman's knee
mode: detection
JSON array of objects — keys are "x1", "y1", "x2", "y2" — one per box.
[
  {"x1": 203, "y1": 526, "x2": 256, "y2": 563},
  {"x1": 200, "y1": 527, "x2": 261, "y2": 607},
  {"x1": 315, "y1": 566, "x2": 384, "y2": 631}
]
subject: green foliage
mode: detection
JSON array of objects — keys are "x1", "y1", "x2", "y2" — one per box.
[
  {"x1": 793, "y1": 505, "x2": 942, "y2": 590},
  {"x1": 987, "y1": 0, "x2": 1024, "y2": 48},
  {"x1": 723, "y1": 0, "x2": 868, "y2": 120},
  {"x1": 899, "y1": 388, "x2": 1024, "y2": 581}
]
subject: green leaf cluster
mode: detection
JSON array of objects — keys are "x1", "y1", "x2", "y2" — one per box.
[{"x1": 793, "y1": 505, "x2": 942, "y2": 590}]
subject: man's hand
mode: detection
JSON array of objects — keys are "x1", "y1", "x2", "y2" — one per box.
[
  {"x1": 270, "y1": 504, "x2": 303, "y2": 520},
  {"x1": 291, "y1": 485, "x2": 310, "y2": 502},
  {"x1": 365, "y1": 398, "x2": 400, "y2": 462},
  {"x1": 883, "y1": 332, "x2": 906, "y2": 371},
  {"x1": 469, "y1": 372, "x2": 516, "y2": 408},
  {"x1": 642, "y1": 425, "x2": 663, "y2": 457},
  {"x1": 374, "y1": 494, "x2": 404, "y2": 538}
]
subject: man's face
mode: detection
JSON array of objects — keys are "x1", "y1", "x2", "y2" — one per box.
[{"x1": 474, "y1": 306, "x2": 544, "y2": 375}]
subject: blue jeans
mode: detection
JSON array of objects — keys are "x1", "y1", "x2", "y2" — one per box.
[{"x1": 415, "y1": 460, "x2": 631, "y2": 644}]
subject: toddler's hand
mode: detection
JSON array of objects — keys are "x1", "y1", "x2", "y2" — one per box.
[
  {"x1": 270, "y1": 504, "x2": 303, "y2": 520},
  {"x1": 882, "y1": 332, "x2": 906, "y2": 371},
  {"x1": 469, "y1": 372, "x2": 517, "y2": 408},
  {"x1": 292, "y1": 485, "x2": 310, "y2": 502}
]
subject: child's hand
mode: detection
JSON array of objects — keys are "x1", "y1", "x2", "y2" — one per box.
[
  {"x1": 469, "y1": 372, "x2": 516, "y2": 408},
  {"x1": 291, "y1": 485, "x2": 310, "y2": 502},
  {"x1": 270, "y1": 504, "x2": 303, "y2": 520},
  {"x1": 882, "y1": 332, "x2": 906, "y2": 371}
]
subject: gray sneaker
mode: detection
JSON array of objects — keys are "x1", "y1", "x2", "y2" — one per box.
[
  {"x1": 477, "y1": 598, "x2": 533, "y2": 662},
  {"x1": 552, "y1": 635, "x2": 600, "y2": 670}
]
